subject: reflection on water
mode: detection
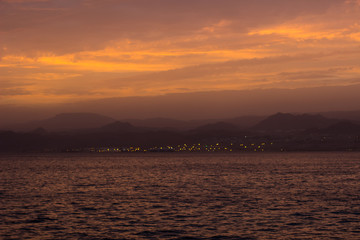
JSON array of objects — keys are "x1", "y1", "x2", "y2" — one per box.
[{"x1": 1, "y1": 153, "x2": 360, "y2": 239}]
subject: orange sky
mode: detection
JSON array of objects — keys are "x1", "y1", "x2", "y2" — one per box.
[{"x1": 1, "y1": 0, "x2": 360, "y2": 105}]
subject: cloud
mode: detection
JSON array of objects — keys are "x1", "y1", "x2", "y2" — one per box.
[
  {"x1": 1, "y1": 0, "x2": 50, "y2": 2},
  {"x1": 0, "y1": 0, "x2": 341, "y2": 53},
  {"x1": 346, "y1": 0, "x2": 360, "y2": 5},
  {"x1": 249, "y1": 22, "x2": 360, "y2": 43},
  {"x1": 0, "y1": 0, "x2": 359, "y2": 104},
  {"x1": 100, "y1": 51, "x2": 360, "y2": 95},
  {"x1": 0, "y1": 88, "x2": 31, "y2": 96}
]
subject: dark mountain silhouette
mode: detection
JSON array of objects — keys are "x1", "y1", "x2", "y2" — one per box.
[
  {"x1": 192, "y1": 122, "x2": 239, "y2": 132},
  {"x1": 125, "y1": 118, "x2": 192, "y2": 130},
  {"x1": 225, "y1": 115, "x2": 266, "y2": 128},
  {"x1": 9, "y1": 113, "x2": 266, "y2": 133},
  {"x1": 318, "y1": 110, "x2": 360, "y2": 122},
  {"x1": 100, "y1": 121, "x2": 137, "y2": 132},
  {"x1": 126, "y1": 117, "x2": 254, "y2": 131},
  {"x1": 30, "y1": 127, "x2": 47, "y2": 135},
  {"x1": 1, "y1": 111, "x2": 360, "y2": 152},
  {"x1": 120, "y1": 116, "x2": 267, "y2": 132},
  {"x1": 188, "y1": 122, "x2": 247, "y2": 140},
  {"x1": 13, "y1": 113, "x2": 116, "y2": 132},
  {"x1": 319, "y1": 121, "x2": 360, "y2": 135},
  {"x1": 253, "y1": 112, "x2": 337, "y2": 132}
]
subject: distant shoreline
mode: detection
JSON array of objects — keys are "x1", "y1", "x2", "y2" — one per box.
[{"x1": 1, "y1": 150, "x2": 359, "y2": 156}]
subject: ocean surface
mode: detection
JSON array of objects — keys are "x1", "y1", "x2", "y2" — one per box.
[{"x1": 1, "y1": 152, "x2": 360, "y2": 239}]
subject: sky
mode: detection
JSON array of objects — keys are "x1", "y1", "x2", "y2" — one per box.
[{"x1": 1, "y1": 0, "x2": 360, "y2": 105}]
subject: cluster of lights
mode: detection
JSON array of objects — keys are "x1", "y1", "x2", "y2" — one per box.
[
  {"x1": 86, "y1": 147, "x2": 143, "y2": 153},
  {"x1": 78, "y1": 142, "x2": 274, "y2": 153}
]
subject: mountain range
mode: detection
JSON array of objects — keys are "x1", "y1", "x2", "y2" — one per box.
[
  {"x1": 253, "y1": 113, "x2": 337, "y2": 132},
  {"x1": 1, "y1": 84, "x2": 360, "y2": 128},
  {"x1": 5, "y1": 110, "x2": 360, "y2": 133},
  {"x1": 1, "y1": 111, "x2": 360, "y2": 152}
]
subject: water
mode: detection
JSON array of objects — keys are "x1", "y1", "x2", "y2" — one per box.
[{"x1": 1, "y1": 152, "x2": 360, "y2": 239}]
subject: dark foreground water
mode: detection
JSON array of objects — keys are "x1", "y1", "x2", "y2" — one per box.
[{"x1": 1, "y1": 153, "x2": 360, "y2": 239}]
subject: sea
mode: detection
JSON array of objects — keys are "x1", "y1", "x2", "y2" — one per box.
[{"x1": 1, "y1": 152, "x2": 360, "y2": 239}]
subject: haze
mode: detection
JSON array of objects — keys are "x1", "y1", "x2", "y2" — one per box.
[{"x1": 1, "y1": 0, "x2": 359, "y2": 122}]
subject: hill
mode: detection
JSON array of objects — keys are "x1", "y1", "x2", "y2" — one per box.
[
  {"x1": 192, "y1": 122, "x2": 239, "y2": 132},
  {"x1": 253, "y1": 113, "x2": 337, "y2": 132},
  {"x1": 100, "y1": 121, "x2": 138, "y2": 132},
  {"x1": 318, "y1": 110, "x2": 360, "y2": 122},
  {"x1": 319, "y1": 121, "x2": 360, "y2": 135},
  {"x1": 14, "y1": 113, "x2": 116, "y2": 132}
]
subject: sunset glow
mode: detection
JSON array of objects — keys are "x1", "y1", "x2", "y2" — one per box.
[{"x1": 1, "y1": 0, "x2": 359, "y2": 104}]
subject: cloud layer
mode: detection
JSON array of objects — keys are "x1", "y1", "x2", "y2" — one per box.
[{"x1": 0, "y1": 0, "x2": 359, "y2": 104}]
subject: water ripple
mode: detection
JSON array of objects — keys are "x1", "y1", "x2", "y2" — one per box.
[{"x1": 1, "y1": 152, "x2": 359, "y2": 239}]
